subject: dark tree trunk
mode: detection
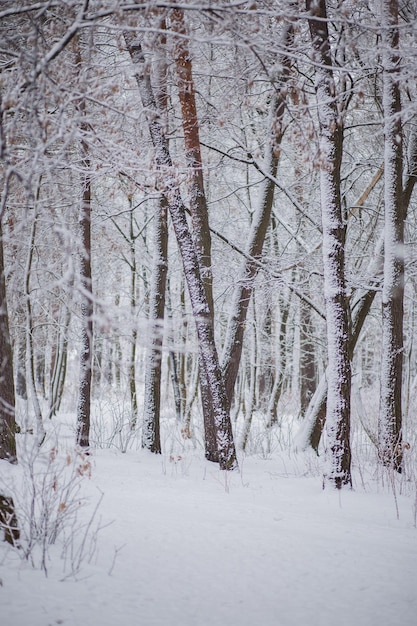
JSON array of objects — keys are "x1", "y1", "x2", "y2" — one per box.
[
  {"x1": 128, "y1": 204, "x2": 138, "y2": 429},
  {"x1": 0, "y1": 221, "x2": 17, "y2": 462},
  {"x1": 299, "y1": 301, "x2": 316, "y2": 416},
  {"x1": 76, "y1": 140, "x2": 93, "y2": 449},
  {"x1": 171, "y1": 8, "x2": 218, "y2": 461},
  {"x1": 49, "y1": 298, "x2": 72, "y2": 418}
]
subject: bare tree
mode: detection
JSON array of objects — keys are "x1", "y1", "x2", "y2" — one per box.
[
  {"x1": 378, "y1": 0, "x2": 404, "y2": 473},
  {"x1": 307, "y1": 0, "x2": 352, "y2": 488}
]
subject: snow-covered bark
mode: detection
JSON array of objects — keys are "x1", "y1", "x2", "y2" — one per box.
[
  {"x1": 127, "y1": 205, "x2": 138, "y2": 429},
  {"x1": 307, "y1": 0, "x2": 351, "y2": 487},
  {"x1": 378, "y1": 0, "x2": 404, "y2": 473},
  {"x1": 25, "y1": 208, "x2": 46, "y2": 446},
  {"x1": 48, "y1": 290, "x2": 72, "y2": 419},
  {"x1": 76, "y1": 127, "x2": 93, "y2": 449},
  {"x1": 221, "y1": 16, "x2": 295, "y2": 410},
  {"x1": 0, "y1": 220, "x2": 17, "y2": 462},
  {"x1": 142, "y1": 26, "x2": 169, "y2": 454},
  {"x1": 124, "y1": 30, "x2": 238, "y2": 470},
  {"x1": 142, "y1": 196, "x2": 168, "y2": 454}
]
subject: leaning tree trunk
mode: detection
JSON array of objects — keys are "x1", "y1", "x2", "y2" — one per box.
[
  {"x1": 171, "y1": 7, "x2": 218, "y2": 461},
  {"x1": 124, "y1": 30, "x2": 238, "y2": 471},
  {"x1": 378, "y1": 0, "x2": 404, "y2": 473},
  {"x1": 308, "y1": 0, "x2": 352, "y2": 488}
]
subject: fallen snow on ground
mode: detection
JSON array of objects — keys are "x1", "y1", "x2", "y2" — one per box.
[{"x1": 1, "y1": 421, "x2": 416, "y2": 626}]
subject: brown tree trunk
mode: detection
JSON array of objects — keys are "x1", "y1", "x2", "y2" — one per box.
[
  {"x1": 171, "y1": 8, "x2": 218, "y2": 461},
  {"x1": 0, "y1": 220, "x2": 17, "y2": 462}
]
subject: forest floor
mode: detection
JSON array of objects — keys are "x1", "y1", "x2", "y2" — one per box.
[{"x1": 1, "y1": 410, "x2": 416, "y2": 626}]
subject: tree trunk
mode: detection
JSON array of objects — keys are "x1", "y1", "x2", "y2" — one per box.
[
  {"x1": 0, "y1": 220, "x2": 17, "y2": 462},
  {"x1": 128, "y1": 203, "x2": 138, "y2": 429},
  {"x1": 142, "y1": 23, "x2": 170, "y2": 453},
  {"x1": 25, "y1": 208, "x2": 46, "y2": 446},
  {"x1": 378, "y1": 0, "x2": 404, "y2": 473},
  {"x1": 171, "y1": 8, "x2": 218, "y2": 461},
  {"x1": 307, "y1": 0, "x2": 352, "y2": 488},
  {"x1": 142, "y1": 195, "x2": 168, "y2": 454},
  {"x1": 76, "y1": 128, "x2": 93, "y2": 449}
]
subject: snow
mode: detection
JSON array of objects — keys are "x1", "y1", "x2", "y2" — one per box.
[{"x1": 1, "y1": 416, "x2": 416, "y2": 626}]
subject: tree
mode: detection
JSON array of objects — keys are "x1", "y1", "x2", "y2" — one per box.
[
  {"x1": 378, "y1": 0, "x2": 404, "y2": 473},
  {"x1": 142, "y1": 22, "x2": 169, "y2": 453},
  {"x1": 0, "y1": 219, "x2": 17, "y2": 462},
  {"x1": 76, "y1": 36, "x2": 93, "y2": 449},
  {"x1": 307, "y1": 0, "x2": 352, "y2": 487}
]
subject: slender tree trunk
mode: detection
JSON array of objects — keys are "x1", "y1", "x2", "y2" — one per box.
[
  {"x1": 307, "y1": 0, "x2": 351, "y2": 488},
  {"x1": 143, "y1": 22, "x2": 169, "y2": 453},
  {"x1": 378, "y1": 0, "x2": 404, "y2": 473},
  {"x1": 15, "y1": 309, "x2": 27, "y2": 400},
  {"x1": 124, "y1": 31, "x2": 237, "y2": 470},
  {"x1": 76, "y1": 129, "x2": 93, "y2": 449},
  {"x1": 0, "y1": 220, "x2": 17, "y2": 462},
  {"x1": 142, "y1": 195, "x2": 168, "y2": 453},
  {"x1": 299, "y1": 300, "x2": 316, "y2": 415},
  {"x1": 171, "y1": 8, "x2": 218, "y2": 461},
  {"x1": 49, "y1": 298, "x2": 72, "y2": 418},
  {"x1": 166, "y1": 286, "x2": 183, "y2": 422},
  {"x1": 25, "y1": 208, "x2": 46, "y2": 446},
  {"x1": 240, "y1": 317, "x2": 257, "y2": 452},
  {"x1": 128, "y1": 203, "x2": 138, "y2": 429},
  {"x1": 266, "y1": 294, "x2": 291, "y2": 427}
]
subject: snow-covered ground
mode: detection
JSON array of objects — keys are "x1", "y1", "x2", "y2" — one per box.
[{"x1": 1, "y1": 414, "x2": 416, "y2": 626}]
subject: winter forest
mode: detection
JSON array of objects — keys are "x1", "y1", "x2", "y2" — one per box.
[{"x1": 1, "y1": 1, "x2": 417, "y2": 625}]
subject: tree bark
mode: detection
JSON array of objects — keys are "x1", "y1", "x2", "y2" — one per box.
[
  {"x1": 76, "y1": 124, "x2": 93, "y2": 449},
  {"x1": 171, "y1": 8, "x2": 218, "y2": 461},
  {"x1": 0, "y1": 220, "x2": 17, "y2": 462},
  {"x1": 25, "y1": 207, "x2": 46, "y2": 446},
  {"x1": 142, "y1": 195, "x2": 168, "y2": 454},
  {"x1": 307, "y1": 0, "x2": 352, "y2": 488},
  {"x1": 378, "y1": 0, "x2": 404, "y2": 473}
]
